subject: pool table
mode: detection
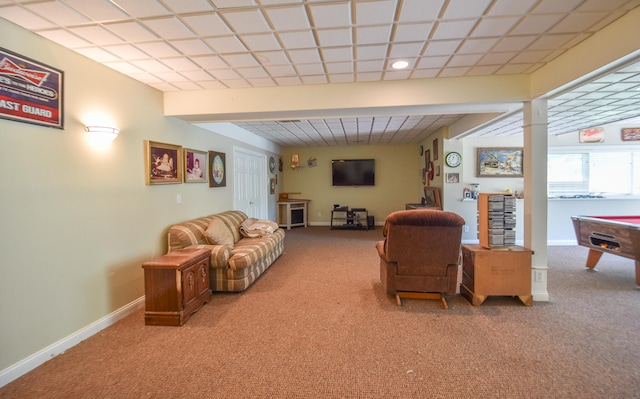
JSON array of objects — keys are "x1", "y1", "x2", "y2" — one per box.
[{"x1": 571, "y1": 215, "x2": 640, "y2": 285}]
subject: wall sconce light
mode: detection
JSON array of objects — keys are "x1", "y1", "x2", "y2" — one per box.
[{"x1": 85, "y1": 125, "x2": 120, "y2": 141}]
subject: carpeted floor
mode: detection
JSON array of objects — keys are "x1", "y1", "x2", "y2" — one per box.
[{"x1": 2, "y1": 227, "x2": 639, "y2": 398}]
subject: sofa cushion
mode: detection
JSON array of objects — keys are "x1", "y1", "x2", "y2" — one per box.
[
  {"x1": 228, "y1": 229, "x2": 285, "y2": 270},
  {"x1": 205, "y1": 218, "x2": 235, "y2": 247}
]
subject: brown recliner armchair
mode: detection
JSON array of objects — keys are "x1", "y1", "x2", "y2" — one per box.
[{"x1": 376, "y1": 209, "x2": 465, "y2": 308}]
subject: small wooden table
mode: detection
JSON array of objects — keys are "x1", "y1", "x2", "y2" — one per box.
[
  {"x1": 460, "y1": 244, "x2": 533, "y2": 306},
  {"x1": 142, "y1": 248, "x2": 212, "y2": 326},
  {"x1": 277, "y1": 200, "x2": 310, "y2": 230}
]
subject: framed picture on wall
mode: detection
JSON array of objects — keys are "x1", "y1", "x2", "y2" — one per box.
[
  {"x1": 209, "y1": 151, "x2": 226, "y2": 187},
  {"x1": 476, "y1": 147, "x2": 523, "y2": 177},
  {"x1": 145, "y1": 140, "x2": 182, "y2": 185},
  {"x1": 424, "y1": 186, "x2": 441, "y2": 208},
  {"x1": 184, "y1": 148, "x2": 207, "y2": 183}
]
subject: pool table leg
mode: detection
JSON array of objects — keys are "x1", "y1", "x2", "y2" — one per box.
[{"x1": 585, "y1": 249, "x2": 603, "y2": 269}]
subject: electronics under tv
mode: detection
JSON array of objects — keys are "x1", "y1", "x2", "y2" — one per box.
[{"x1": 331, "y1": 159, "x2": 375, "y2": 186}]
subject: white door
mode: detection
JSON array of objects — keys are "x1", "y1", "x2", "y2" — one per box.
[{"x1": 234, "y1": 147, "x2": 267, "y2": 219}]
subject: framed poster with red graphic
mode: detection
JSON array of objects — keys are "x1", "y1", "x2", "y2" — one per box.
[{"x1": 0, "y1": 47, "x2": 64, "y2": 129}]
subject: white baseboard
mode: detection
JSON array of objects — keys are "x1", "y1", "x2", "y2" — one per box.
[{"x1": 0, "y1": 296, "x2": 145, "y2": 388}]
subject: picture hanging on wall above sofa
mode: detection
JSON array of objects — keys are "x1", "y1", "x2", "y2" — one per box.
[
  {"x1": 209, "y1": 151, "x2": 226, "y2": 187},
  {"x1": 145, "y1": 140, "x2": 182, "y2": 185},
  {"x1": 184, "y1": 148, "x2": 208, "y2": 183}
]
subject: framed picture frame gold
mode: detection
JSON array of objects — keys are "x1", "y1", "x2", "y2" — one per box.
[
  {"x1": 184, "y1": 148, "x2": 208, "y2": 183},
  {"x1": 209, "y1": 151, "x2": 226, "y2": 187},
  {"x1": 145, "y1": 140, "x2": 182, "y2": 185},
  {"x1": 476, "y1": 147, "x2": 523, "y2": 177},
  {"x1": 424, "y1": 186, "x2": 441, "y2": 208}
]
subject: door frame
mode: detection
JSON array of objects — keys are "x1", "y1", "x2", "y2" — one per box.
[{"x1": 233, "y1": 146, "x2": 268, "y2": 219}]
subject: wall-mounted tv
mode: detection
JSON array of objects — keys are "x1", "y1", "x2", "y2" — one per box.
[{"x1": 331, "y1": 159, "x2": 375, "y2": 186}]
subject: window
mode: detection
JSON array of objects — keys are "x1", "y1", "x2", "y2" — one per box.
[{"x1": 548, "y1": 149, "x2": 640, "y2": 196}]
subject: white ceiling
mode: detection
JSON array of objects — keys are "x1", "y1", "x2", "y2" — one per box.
[{"x1": 2, "y1": 0, "x2": 640, "y2": 145}]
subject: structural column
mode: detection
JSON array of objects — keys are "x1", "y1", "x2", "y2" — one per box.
[{"x1": 523, "y1": 100, "x2": 549, "y2": 301}]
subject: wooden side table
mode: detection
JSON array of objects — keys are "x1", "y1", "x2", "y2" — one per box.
[
  {"x1": 460, "y1": 244, "x2": 533, "y2": 306},
  {"x1": 142, "y1": 247, "x2": 212, "y2": 326}
]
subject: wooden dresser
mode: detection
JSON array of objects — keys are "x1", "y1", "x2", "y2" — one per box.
[{"x1": 142, "y1": 247, "x2": 212, "y2": 326}]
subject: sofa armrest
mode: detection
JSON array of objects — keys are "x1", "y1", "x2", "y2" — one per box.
[{"x1": 187, "y1": 244, "x2": 232, "y2": 268}]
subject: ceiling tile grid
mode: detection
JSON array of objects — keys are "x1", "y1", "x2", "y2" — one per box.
[{"x1": 2, "y1": 0, "x2": 640, "y2": 145}]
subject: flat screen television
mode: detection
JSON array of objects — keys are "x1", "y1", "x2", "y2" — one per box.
[{"x1": 331, "y1": 159, "x2": 375, "y2": 186}]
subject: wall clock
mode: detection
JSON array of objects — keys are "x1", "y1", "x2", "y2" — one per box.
[
  {"x1": 419, "y1": 145, "x2": 424, "y2": 156},
  {"x1": 445, "y1": 151, "x2": 462, "y2": 168}
]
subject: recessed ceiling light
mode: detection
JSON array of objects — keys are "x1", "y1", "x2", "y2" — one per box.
[{"x1": 391, "y1": 60, "x2": 409, "y2": 69}]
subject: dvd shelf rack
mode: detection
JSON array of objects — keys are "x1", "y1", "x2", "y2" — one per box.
[{"x1": 477, "y1": 192, "x2": 516, "y2": 248}]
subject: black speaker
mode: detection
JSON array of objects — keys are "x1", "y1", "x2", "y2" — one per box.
[{"x1": 367, "y1": 215, "x2": 375, "y2": 229}]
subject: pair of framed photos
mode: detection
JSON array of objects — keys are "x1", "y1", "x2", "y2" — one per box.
[{"x1": 144, "y1": 140, "x2": 226, "y2": 187}]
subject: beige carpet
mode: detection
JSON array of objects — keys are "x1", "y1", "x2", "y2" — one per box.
[{"x1": 2, "y1": 227, "x2": 639, "y2": 399}]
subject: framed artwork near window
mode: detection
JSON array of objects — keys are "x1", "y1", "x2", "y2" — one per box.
[
  {"x1": 476, "y1": 147, "x2": 523, "y2": 177},
  {"x1": 145, "y1": 140, "x2": 182, "y2": 185}
]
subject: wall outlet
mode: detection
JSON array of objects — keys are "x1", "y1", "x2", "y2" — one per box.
[
  {"x1": 463, "y1": 225, "x2": 469, "y2": 233},
  {"x1": 317, "y1": 212, "x2": 322, "y2": 217},
  {"x1": 176, "y1": 194, "x2": 182, "y2": 204},
  {"x1": 534, "y1": 270, "x2": 544, "y2": 282}
]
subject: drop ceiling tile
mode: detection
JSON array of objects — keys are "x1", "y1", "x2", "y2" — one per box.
[
  {"x1": 264, "y1": 5, "x2": 310, "y2": 31},
  {"x1": 442, "y1": 0, "x2": 492, "y2": 19},
  {"x1": 24, "y1": 1, "x2": 90, "y2": 26},
  {"x1": 62, "y1": 0, "x2": 129, "y2": 21},
  {"x1": 389, "y1": 42, "x2": 423, "y2": 58},
  {"x1": 254, "y1": 50, "x2": 289, "y2": 65},
  {"x1": 180, "y1": 70, "x2": 214, "y2": 80},
  {"x1": 260, "y1": 0, "x2": 304, "y2": 5},
  {"x1": 487, "y1": 0, "x2": 537, "y2": 16},
  {"x1": 534, "y1": 0, "x2": 583, "y2": 14},
  {"x1": 212, "y1": 0, "x2": 257, "y2": 9},
  {"x1": 355, "y1": 44, "x2": 388, "y2": 60},
  {"x1": 398, "y1": 0, "x2": 443, "y2": 23},
  {"x1": 278, "y1": 30, "x2": 316, "y2": 49},
  {"x1": 467, "y1": 65, "x2": 501, "y2": 75},
  {"x1": 221, "y1": 53, "x2": 260, "y2": 68},
  {"x1": 237, "y1": 67, "x2": 269, "y2": 78},
  {"x1": 169, "y1": 39, "x2": 212, "y2": 56},
  {"x1": 221, "y1": 9, "x2": 271, "y2": 34},
  {"x1": 37, "y1": 29, "x2": 90, "y2": 48},
  {"x1": 423, "y1": 40, "x2": 462, "y2": 56},
  {"x1": 211, "y1": 69, "x2": 242, "y2": 80},
  {"x1": 0, "y1": 5, "x2": 57, "y2": 29},
  {"x1": 511, "y1": 14, "x2": 564, "y2": 35},
  {"x1": 497, "y1": 63, "x2": 534, "y2": 74},
  {"x1": 431, "y1": 20, "x2": 477, "y2": 40},
  {"x1": 309, "y1": 3, "x2": 351, "y2": 28},
  {"x1": 105, "y1": 61, "x2": 144, "y2": 74},
  {"x1": 328, "y1": 73, "x2": 354, "y2": 83},
  {"x1": 528, "y1": 34, "x2": 575, "y2": 50},
  {"x1": 322, "y1": 47, "x2": 353, "y2": 63},
  {"x1": 448, "y1": 53, "x2": 483, "y2": 67},
  {"x1": 154, "y1": 71, "x2": 189, "y2": 82},
  {"x1": 356, "y1": 60, "x2": 385, "y2": 72},
  {"x1": 264, "y1": 64, "x2": 296, "y2": 77},
  {"x1": 143, "y1": 17, "x2": 194, "y2": 40},
  {"x1": 355, "y1": 0, "x2": 396, "y2": 25},
  {"x1": 105, "y1": 21, "x2": 158, "y2": 42},
  {"x1": 162, "y1": 0, "x2": 213, "y2": 13},
  {"x1": 131, "y1": 59, "x2": 172, "y2": 72},
  {"x1": 159, "y1": 57, "x2": 200, "y2": 71},
  {"x1": 182, "y1": 14, "x2": 233, "y2": 36},
  {"x1": 241, "y1": 33, "x2": 282, "y2": 51},
  {"x1": 458, "y1": 38, "x2": 499, "y2": 53},
  {"x1": 493, "y1": 36, "x2": 537, "y2": 52},
  {"x1": 136, "y1": 42, "x2": 181, "y2": 57},
  {"x1": 75, "y1": 47, "x2": 120, "y2": 62},
  {"x1": 471, "y1": 16, "x2": 520, "y2": 37},
  {"x1": 394, "y1": 23, "x2": 433, "y2": 42},
  {"x1": 296, "y1": 64, "x2": 325, "y2": 75},
  {"x1": 478, "y1": 51, "x2": 516, "y2": 65},
  {"x1": 68, "y1": 25, "x2": 125, "y2": 45},
  {"x1": 192, "y1": 55, "x2": 229, "y2": 69},
  {"x1": 316, "y1": 28, "x2": 352, "y2": 47},
  {"x1": 549, "y1": 12, "x2": 608, "y2": 34},
  {"x1": 510, "y1": 49, "x2": 552, "y2": 64},
  {"x1": 417, "y1": 55, "x2": 448, "y2": 68},
  {"x1": 355, "y1": 26, "x2": 391, "y2": 45},
  {"x1": 326, "y1": 62, "x2": 353, "y2": 74},
  {"x1": 103, "y1": 44, "x2": 148, "y2": 59},
  {"x1": 384, "y1": 70, "x2": 411, "y2": 80},
  {"x1": 205, "y1": 36, "x2": 247, "y2": 53},
  {"x1": 172, "y1": 81, "x2": 206, "y2": 90},
  {"x1": 116, "y1": 0, "x2": 172, "y2": 18},
  {"x1": 287, "y1": 48, "x2": 321, "y2": 64}
]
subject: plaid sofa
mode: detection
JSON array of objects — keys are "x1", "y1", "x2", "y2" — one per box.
[{"x1": 167, "y1": 210, "x2": 285, "y2": 292}]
